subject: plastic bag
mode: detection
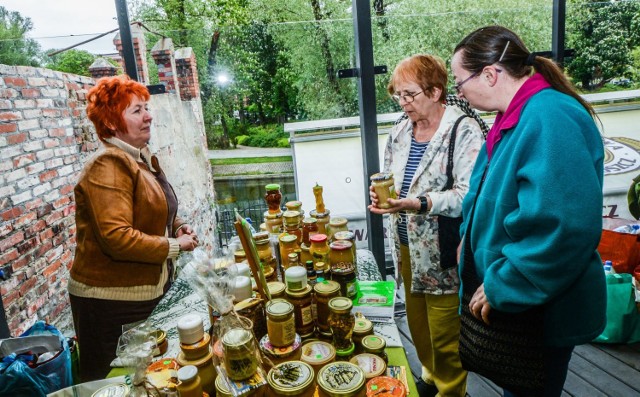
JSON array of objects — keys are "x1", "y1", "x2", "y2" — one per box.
[
  {"x1": 597, "y1": 229, "x2": 640, "y2": 274},
  {"x1": 0, "y1": 321, "x2": 72, "y2": 397},
  {"x1": 593, "y1": 273, "x2": 640, "y2": 344}
]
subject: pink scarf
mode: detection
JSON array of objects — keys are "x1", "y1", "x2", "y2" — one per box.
[{"x1": 486, "y1": 73, "x2": 551, "y2": 159}]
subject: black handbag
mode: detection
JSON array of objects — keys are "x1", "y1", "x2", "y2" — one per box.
[{"x1": 437, "y1": 116, "x2": 466, "y2": 270}]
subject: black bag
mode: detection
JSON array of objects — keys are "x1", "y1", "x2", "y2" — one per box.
[{"x1": 437, "y1": 116, "x2": 465, "y2": 270}]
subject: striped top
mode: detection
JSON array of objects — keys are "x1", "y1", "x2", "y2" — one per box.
[{"x1": 398, "y1": 134, "x2": 429, "y2": 245}]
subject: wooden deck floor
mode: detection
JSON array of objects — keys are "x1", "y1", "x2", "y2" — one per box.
[{"x1": 393, "y1": 290, "x2": 640, "y2": 397}]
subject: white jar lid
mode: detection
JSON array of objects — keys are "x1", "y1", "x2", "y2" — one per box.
[
  {"x1": 228, "y1": 263, "x2": 251, "y2": 278},
  {"x1": 233, "y1": 276, "x2": 253, "y2": 303},
  {"x1": 285, "y1": 266, "x2": 308, "y2": 291},
  {"x1": 178, "y1": 365, "x2": 199, "y2": 383},
  {"x1": 177, "y1": 314, "x2": 204, "y2": 345}
]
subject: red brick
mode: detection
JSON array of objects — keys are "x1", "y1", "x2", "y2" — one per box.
[
  {"x1": 0, "y1": 249, "x2": 18, "y2": 266},
  {"x1": 35, "y1": 240, "x2": 53, "y2": 258},
  {"x1": 53, "y1": 196, "x2": 70, "y2": 208},
  {"x1": 4, "y1": 77, "x2": 27, "y2": 87},
  {"x1": 38, "y1": 227, "x2": 54, "y2": 241},
  {"x1": 21, "y1": 88, "x2": 40, "y2": 98},
  {"x1": 0, "y1": 112, "x2": 21, "y2": 121},
  {"x1": 39, "y1": 169, "x2": 58, "y2": 183},
  {"x1": 19, "y1": 277, "x2": 37, "y2": 296},
  {"x1": 14, "y1": 211, "x2": 36, "y2": 228},
  {"x1": 11, "y1": 256, "x2": 29, "y2": 272},
  {"x1": 13, "y1": 153, "x2": 35, "y2": 168},
  {"x1": 43, "y1": 260, "x2": 61, "y2": 278},
  {"x1": 0, "y1": 231, "x2": 24, "y2": 252},
  {"x1": 6, "y1": 132, "x2": 27, "y2": 145},
  {"x1": 49, "y1": 128, "x2": 65, "y2": 137},
  {"x1": 0, "y1": 123, "x2": 17, "y2": 133},
  {"x1": 2, "y1": 291, "x2": 19, "y2": 307},
  {"x1": 1, "y1": 207, "x2": 23, "y2": 221},
  {"x1": 24, "y1": 198, "x2": 43, "y2": 211},
  {"x1": 16, "y1": 237, "x2": 38, "y2": 255},
  {"x1": 26, "y1": 219, "x2": 46, "y2": 238}
]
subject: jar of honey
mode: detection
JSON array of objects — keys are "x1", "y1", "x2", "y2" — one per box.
[
  {"x1": 266, "y1": 299, "x2": 296, "y2": 348},
  {"x1": 317, "y1": 362, "x2": 365, "y2": 397},
  {"x1": 222, "y1": 328, "x2": 258, "y2": 381},
  {"x1": 285, "y1": 200, "x2": 304, "y2": 215},
  {"x1": 279, "y1": 234, "x2": 299, "y2": 268},
  {"x1": 327, "y1": 217, "x2": 348, "y2": 241},
  {"x1": 265, "y1": 211, "x2": 283, "y2": 234},
  {"x1": 314, "y1": 280, "x2": 340, "y2": 336},
  {"x1": 329, "y1": 240, "x2": 355, "y2": 273},
  {"x1": 255, "y1": 232, "x2": 277, "y2": 281},
  {"x1": 370, "y1": 173, "x2": 396, "y2": 209},
  {"x1": 333, "y1": 231, "x2": 357, "y2": 259},
  {"x1": 361, "y1": 335, "x2": 388, "y2": 363},
  {"x1": 331, "y1": 266, "x2": 357, "y2": 299},
  {"x1": 302, "y1": 218, "x2": 319, "y2": 246},
  {"x1": 283, "y1": 210, "x2": 302, "y2": 243},
  {"x1": 310, "y1": 209, "x2": 330, "y2": 235},
  {"x1": 265, "y1": 184, "x2": 283, "y2": 215},
  {"x1": 266, "y1": 361, "x2": 315, "y2": 397},
  {"x1": 328, "y1": 297, "x2": 355, "y2": 351},
  {"x1": 352, "y1": 315, "x2": 374, "y2": 353},
  {"x1": 309, "y1": 234, "x2": 330, "y2": 267},
  {"x1": 286, "y1": 285, "x2": 315, "y2": 338},
  {"x1": 299, "y1": 243, "x2": 313, "y2": 266}
]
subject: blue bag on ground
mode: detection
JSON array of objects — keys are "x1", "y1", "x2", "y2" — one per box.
[
  {"x1": 0, "y1": 321, "x2": 72, "y2": 396},
  {"x1": 593, "y1": 273, "x2": 640, "y2": 344}
]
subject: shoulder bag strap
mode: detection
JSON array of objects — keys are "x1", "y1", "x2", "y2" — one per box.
[{"x1": 444, "y1": 115, "x2": 468, "y2": 191}]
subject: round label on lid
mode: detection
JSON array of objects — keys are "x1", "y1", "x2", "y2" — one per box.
[
  {"x1": 333, "y1": 231, "x2": 355, "y2": 240},
  {"x1": 329, "y1": 217, "x2": 348, "y2": 226},
  {"x1": 280, "y1": 234, "x2": 298, "y2": 244},
  {"x1": 329, "y1": 296, "x2": 353, "y2": 312},
  {"x1": 302, "y1": 217, "x2": 317, "y2": 224},
  {"x1": 350, "y1": 354, "x2": 386, "y2": 379},
  {"x1": 329, "y1": 240, "x2": 352, "y2": 250},
  {"x1": 267, "y1": 281, "x2": 286, "y2": 296},
  {"x1": 301, "y1": 340, "x2": 335, "y2": 364},
  {"x1": 362, "y1": 335, "x2": 386, "y2": 352},
  {"x1": 222, "y1": 328, "x2": 252, "y2": 349},
  {"x1": 268, "y1": 361, "x2": 313, "y2": 392},
  {"x1": 285, "y1": 200, "x2": 303, "y2": 210},
  {"x1": 266, "y1": 299, "x2": 294, "y2": 317},
  {"x1": 318, "y1": 362, "x2": 365, "y2": 393},
  {"x1": 354, "y1": 318, "x2": 373, "y2": 334},
  {"x1": 314, "y1": 280, "x2": 340, "y2": 295}
]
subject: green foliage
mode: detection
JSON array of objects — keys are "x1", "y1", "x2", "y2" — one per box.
[
  {"x1": 45, "y1": 49, "x2": 96, "y2": 76},
  {"x1": 0, "y1": 6, "x2": 41, "y2": 66}
]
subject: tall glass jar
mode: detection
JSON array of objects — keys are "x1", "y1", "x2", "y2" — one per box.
[
  {"x1": 302, "y1": 217, "x2": 319, "y2": 246},
  {"x1": 327, "y1": 217, "x2": 348, "y2": 242},
  {"x1": 266, "y1": 299, "x2": 296, "y2": 348},
  {"x1": 331, "y1": 266, "x2": 357, "y2": 299},
  {"x1": 314, "y1": 280, "x2": 340, "y2": 337},
  {"x1": 309, "y1": 209, "x2": 330, "y2": 235},
  {"x1": 333, "y1": 231, "x2": 357, "y2": 259},
  {"x1": 329, "y1": 241, "x2": 355, "y2": 272},
  {"x1": 265, "y1": 183, "x2": 283, "y2": 215},
  {"x1": 369, "y1": 172, "x2": 396, "y2": 209},
  {"x1": 222, "y1": 328, "x2": 258, "y2": 381},
  {"x1": 255, "y1": 231, "x2": 277, "y2": 282},
  {"x1": 328, "y1": 297, "x2": 355, "y2": 351},
  {"x1": 279, "y1": 234, "x2": 299, "y2": 269},
  {"x1": 309, "y1": 234, "x2": 330, "y2": 267},
  {"x1": 286, "y1": 285, "x2": 315, "y2": 338},
  {"x1": 299, "y1": 243, "x2": 313, "y2": 266},
  {"x1": 283, "y1": 210, "x2": 302, "y2": 244}
]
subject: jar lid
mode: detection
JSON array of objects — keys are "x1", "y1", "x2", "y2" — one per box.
[
  {"x1": 265, "y1": 183, "x2": 281, "y2": 191},
  {"x1": 259, "y1": 333, "x2": 302, "y2": 358},
  {"x1": 350, "y1": 353, "x2": 386, "y2": 379},
  {"x1": 285, "y1": 284, "x2": 312, "y2": 298},
  {"x1": 309, "y1": 233, "x2": 328, "y2": 243},
  {"x1": 317, "y1": 362, "x2": 365, "y2": 396},
  {"x1": 333, "y1": 231, "x2": 355, "y2": 241},
  {"x1": 370, "y1": 172, "x2": 393, "y2": 182},
  {"x1": 361, "y1": 335, "x2": 386, "y2": 353},
  {"x1": 300, "y1": 340, "x2": 336, "y2": 365},
  {"x1": 302, "y1": 217, "x2": 317, "y2": 225},
  {"x1": 215, "y1": 375, "x2": 232, "y2": 397},
  {"x1": 285, "y1": 266, "x2": 308, "y2": 291},
  {"x1": 329, "y1": 217, "x2": 348, "y2": 227},
  {"x1": 177, "y1": 314, "x2": 204, "y2": 345},
  {"x1": 285, "y1": 201, "x2": 303, "y2": 210},
  {"x1": 266, "y1": 298, "x2": 294, "y2": 318},
  {"x1": 310, "y1": 209, "x2": 330, "y2": 218},
  {"x1": 335, "y1": 342, "x2": 355, "y2": 357},
  {"x1": 353, "y1": 318, "x2": 373, "y2": 335},
  {"x1": 92, "y1": 383, "x2": 130, "y2": 397},
  {"x1": 314, "y1": 280, "x2": 340, "y2": 295},
  {"x1": 151, "y1": 329, "x2": 166, "y2": 345},
  {"x1": 330, "y1": 240, "x2": 353, "y2": 251},
  {"x1": 365, "y1": 376, "x2": 406, "y2": 397},
  {"x1": 180, "y1": 331, "x2": 210, "y2": 353},
  {"x1": 222, "y1": 328, "x2": 253, "y2": 349},
  {"x1": 253, "y1": 231, "x2": 270, "y2": 242},
  {"x1": 279, "y1": 234, "x2": 298, "y2": 244},
  {"x1": 283, "y1": 210, "x2": 301, "y2": 221},
  {"x1": 234, "y1": 297, "x2": 262, "y2": 312},
  {"x1": 267, "y1": 281, "x2": 286, "y2": 297},
  {"x1": 147, "y1": 358, "x2": 180, "y2": 373},
  {"x1": 177, "y1": 365, "x2": 199, "y2": 383},
  {"x1": 300, "y1": 243, "x2": 310, "y2": 252},
  {"x1": 267, "y1": 361, "x2": 314, "y2": 395},
  {"x1": 329, "y1": 297, "x2": 353, "y2": 313}
]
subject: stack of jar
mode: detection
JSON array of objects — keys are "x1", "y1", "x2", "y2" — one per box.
[
  {"x1": 175, "y1": 314, "x2": 217, "y2": 394},
  {"x1": 261, "y1": 299, "x2": 302, "y2": 368}
]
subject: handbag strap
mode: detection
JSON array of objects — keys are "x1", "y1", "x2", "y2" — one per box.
[{"x1": 443, "y1": 115, "x2": 468, "y2": 191}]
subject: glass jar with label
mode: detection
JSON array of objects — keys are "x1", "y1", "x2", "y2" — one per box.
[
  {"x1": 328, "y1": 297, "x2": 355, "y2": 351},
  {"x1": 266, "y1": 361, "x2": 315, "y2": 397},
  {"x1": 279, "y1": 234, "x2": 300, "y2": 268},
  {"x1": 255, "y1": 232, "x2": 277, "y2": 281},
  {"x1": 283, "y1": 210, "x2": 302, "y2": 244},
  {"x1": 352, "y1": 315, "x2": 374, "y2": 353},
  {"x1": 299, "y1": 243, "x2": 313, "y2": 267},
  {"x1": 266, "y1": 299, "x2": 296, "y2": 348},
  {"x1": 329, "y1": 241, "x2": 355, "y2": 273},
  {"x1": 313, "y1": 280, "x2": 341, "y2": 336},
  {"x1": 369, "y1": 172, "x2": 396, "y2": 209},
  {"x1": 265, "y1": 211, "x2": 283, "y2": 234},
  {"x1": 309, "y1": 234, "x2": 330, "y2": 267},
  {"x1": 235, "y1": 298, "x2": 267, "y2": 342},
  {"x1": 286, "y1": 285, "x2": 315, "y2": 338},
  {"x1": 327, "y1": 217, "x2": 349, "y2": 242},
  {"x1": 222, "y1": 328, "x2": 258, "y2": 381},
  {"x1": 333, "y1": 231, "x2": 357, "y2": 259},
  {"x1": 361, "y1": 335, "x2": 388, "y2": 363},
  {"x1": 310, "y1": 209, "x2": 330, "y2": 235},
  {"x1": 317, "y1": 362, "x2": 365, "y2": 397},
  {"x1": 265, "y1": 184, "x2": 283, "y2": 215},
  {"x1": 302, "y1": 217, "x2": 319, "y2": 246},
  {"x1": 331, "y1": 266, "x2": 357, "y2": 299},
  {"x1": 285, "y1": 266, "x2": 308, "y2": 292}
]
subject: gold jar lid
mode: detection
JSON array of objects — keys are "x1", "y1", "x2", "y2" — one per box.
[
  {"x1": 302, "y1": 217, "x2": 318, "y2": 225},
  {"x1": 283, "y1": 210, "x2": 301, "y2": 225},
  {"x1": 222, "y1": 328, "x2": 253, "y2": 351},
  {"x1": 329, "y1": 240, "x2": 352, "y2": 251},
  {"x1": 253, "y1": 231, "x2": 270, "y2": 242},
  {"x1": 328, "y1": 297, "x2": 353, "y2": 314},
  {"x1": 329, "y1": 217, "x2": 348, "y2": 227},
  {"x1": 317, "y1": 362, "x2": 365, "y2": 397},
  {"x1": 370, "y1": 172, "x2": 393, "y2": 181},
  {"x1": 353, "y1": 318, "x2": 373, "y2": 335},
  {"x1": 314, "y1": 280, "x2": 340, "y2": 296},
  {"x1": 285, "y1": 284, "x2": 312, "y2": 298},
  {"x1": 234, "y1": 250, "x2": 246, "y2": 260},
  {"x1": 215, "y1": 375, "x2": 233, "y2": 397},
  {"x1": 361, "y1": 335, "x2": 386, "y2": 353},
  {"x1": 285, "y1": 201, "x2": 303, "y2": 211},
  {"x1": 266, "y1": 298, "x2": 294, "y2": 319},
  {"x1": 350, "y1": 353, "x2": 386, "y2": 379},
  {"x1": 333, "y1": 231, "x2": 355, "y2": 241},
  {"x1": 301, "y1": 340, "x2": 336, "y2": 366},
  {"x1": 310, "y1": 209, "x2": 330, "y2": 218},
  {"x1": 267, "y1": 281, "x2": 286, "y2": 297},
  {"x1": 151, "y1": 329, "x2": 166, "y2": 346},
  {"x1": 234, "y1": 297, "x2": 263, "y2": 312},
  {"x1": 279, "y1": 234, "x2": 298, "y2": 244},
  {"x1": 267, "y1": 361, "x2": 314, "y2": 396}
]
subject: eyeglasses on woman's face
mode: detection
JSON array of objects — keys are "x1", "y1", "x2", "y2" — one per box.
[
  {"x1": 391, "y1": 90, "x2": 424, "y2": 104},
  {"x1": 453, "y1": 71, "x2": 480, "y2": 94}
]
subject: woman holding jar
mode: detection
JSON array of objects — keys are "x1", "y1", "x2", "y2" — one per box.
[{"x1": 368, "y1": 54, "x2": 485, "y2": 396}]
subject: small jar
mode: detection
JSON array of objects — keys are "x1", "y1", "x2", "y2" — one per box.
[
  {"x1": 352, "y1": 316, "x2": 374, "y2": 353},
  {"x1": 300, "y1": 340, "x2": 336, "y2": 377},
  {"x1": 365, "y1": 377, "x2": 406, "y2": 397},
  {"x1": 361, "y1": 335, "x2": 388, "y2": 363},
  {"x1": 331, "y1": 267, "x2": 357, "y2": 299},
  {"x1": 255, "y1": 232, "x2": 278, "y2": 281},
  {"x1": 177, "y1": 365, "x2": 203, "y2": 397},
  {"x1": 306, "y1": 261, "x2": 317, "y2": 288},
  {"x1": 222, "y1": 328, "x2": 258, "y2": 381},
  {"x1": 286, "y1": 285, "x2": 315, "y2": 338},
  {"x1": 309, "y1": 234, "x2": 330, "y2": 267},
  {"x1": 265, "y1": 211, "x2": 283, "y2": 234},
  {"x1": 329, "y1": 241, "x2": 355, "y2": 273},
  {"x1": 280, "y1": 234, "x2": 300, "y2": 268},
  {"x1": 151, "y1": 329, "x2": 168, "y2": 357},
  {"x1": 176, "y1": 349, "x2": 216, "y2": 394},
  {"x1": 317, "y1": 362, "x2": 365, "y2": 397},
  {"x1": 314, "y1": 280, "x2": 341, "y2": 335},
  {"x1": 235, "y1": 298, "x2": 267, "y2": 341},
  {"x1": 177, "y1": 314, "x2": 205, "y2": 345},
  {"x1": 333, "y1": 231, "x2": 357, "y2": 259},
  {"x1": 327, "y1": 217, "x2": 349, "y2": 242},
  {"x1": 267, "y1": 281, "x2": 286, "y2": 299},
  {"x1": 287, "y1": 252, "x2": 300, "y2": 269},
  {"x1": 266, "y1": 299, "x2": 297, "y2": 347},
  {"x1": 234, "y1": 249, "x2": 247, "y2": 263},
  {"x1": 350, "y1": 354, "x2": 386, "y2": 380},
  {"x1": 302, "y1": 218, "x2": 319, "y2": 246},
  {"x1": 284, "y1": 210, "x2": 303, "y2": 243},
  {"x1": 299, "y1": 244, "x2": 313, "y2": 269},
  {"x1": 328, "y1": 297, "x2": 355, "y2": 351},
  {"x1": 285, "y1": 265, "x2": 308, "y2": 291},
  {"x1": 265, "y1": 183, "x2": 283, "y2": 214},
  {"x1": 180, "y1": 332, "x2": 211, "y2": 360},
  {"x1": 259, "y1": 334, "x2": 303, "y2": 369},
  {"x1": 267, "y1": 361, "x2": 315, "y2": 397},
  {"x1": 310, "y1": 209, "x2": 331, "y2": 235},
  {"x1": 233, "y1": 276, "x2": 253, "y2": 303},
  {"x1": 370, "y1": 172, "x2": 396, "y2": 209}
]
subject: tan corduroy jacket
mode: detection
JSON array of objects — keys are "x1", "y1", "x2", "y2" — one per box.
[{"x1": 69, "y1": 140, "x2": 182, "y2": 301}]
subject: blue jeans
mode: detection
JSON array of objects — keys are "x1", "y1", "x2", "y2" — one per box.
[{"x1": 503, "y1": 345, "x2": 575, "y2": 397}]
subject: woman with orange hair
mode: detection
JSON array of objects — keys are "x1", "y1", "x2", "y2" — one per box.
[{"x1": 68, "y1": 75, "x2": 199, "y2": 381}]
